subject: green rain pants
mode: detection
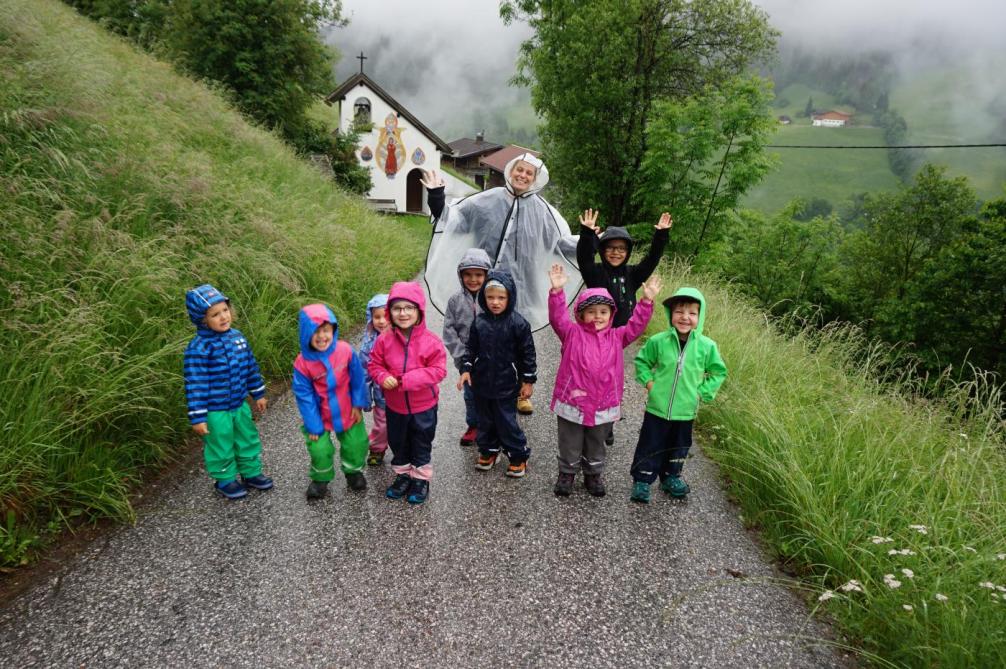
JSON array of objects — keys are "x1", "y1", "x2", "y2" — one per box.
[
  {"x1": 305, "y1": 421, "x2": 368, "y2": 482},
  {"x1": 203, "y1": 403, "x2": 263, "y2": 482}
]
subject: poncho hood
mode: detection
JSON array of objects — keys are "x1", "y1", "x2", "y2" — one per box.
[
  {"x1": 503, "y1": 152, "x2": 549, "y2": 197},
  {"x1": 298, "y1": 303, "x2": 338, "y2": 361}
]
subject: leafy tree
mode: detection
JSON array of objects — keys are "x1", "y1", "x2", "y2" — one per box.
[
  {"x1": 803, "y1": 96, "x2": 814, "y2": 118},
  {"x1": 792, "y1": 196, "x2": 833, "y2": 221},
  {"x1": 501, "y1": 0, "x2": 777, "y2": 230},
  {"x1": 637, "y1": 74, "x2": 778, "y2": 258}
]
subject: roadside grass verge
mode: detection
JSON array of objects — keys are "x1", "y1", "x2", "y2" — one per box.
[
  {"x1": 0, "y1": 0, "x2": 428, "y2": 566},
  {"x1": 651, "y1": 263, "x2": 1006, "y2": 667}
]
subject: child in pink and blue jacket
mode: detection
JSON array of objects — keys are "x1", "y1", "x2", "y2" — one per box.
[
  {"x1": 366, "y1": 282, "x2": 447, "y2": 505},
  {"x1": 293, "y1": 303, "x2": 370, "y2": 500},
  {"x1": 546, "y1": 264, "x2": 661, "y2": 498}
]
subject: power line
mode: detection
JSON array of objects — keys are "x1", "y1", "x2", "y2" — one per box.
[{"x1": 767, "y1": 143, "x2": 1006, "y2": 149}]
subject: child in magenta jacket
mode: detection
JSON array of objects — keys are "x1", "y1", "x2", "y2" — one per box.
[
  {"x1": 367, "y1": 282, "x2": 447, "y2": 504},
  {"x1": 292, "y1": 304, "x2": 370, "y2": 500},
  {"x1": 547, "y1": 264, "x2": 661, "y2": 497}
]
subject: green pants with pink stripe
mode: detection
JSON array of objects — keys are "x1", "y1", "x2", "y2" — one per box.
[
  {"x1": 202, "y1": 404, "x2": 263, "y2": 481},
  {"x1": 304, "y1": 421, "x2": 368, "y2": 482}
]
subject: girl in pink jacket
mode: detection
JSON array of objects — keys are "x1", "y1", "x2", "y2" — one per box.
[
  {"x1": 366, "y1": 282, "x2": 447, "y2": 505},
  {"x1": 547, "y1": 264, "x2": 661, "y2": 498}
]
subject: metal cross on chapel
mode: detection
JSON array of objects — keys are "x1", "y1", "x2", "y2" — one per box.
[{"x1": 357, "y1": 51, "x2": 367, "y2": 74}]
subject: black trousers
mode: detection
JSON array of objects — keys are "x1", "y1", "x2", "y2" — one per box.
[
  {"x1": 386, "y1": 406, "x2": 437, "y2": 476},
  {"x1": 630, "y1": 412, "x2": 693, "y2": 484},
  {"x1": 474, "y1": 394, "x2": 529, "y2": 464}
]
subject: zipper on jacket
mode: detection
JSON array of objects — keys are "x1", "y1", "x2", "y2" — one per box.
[
  {"x1": 666, "y1": 338, "x2": 688, "y2": 419},
  {"x1": 402, "y1": 329, "x2": 413, "y2": 414}
]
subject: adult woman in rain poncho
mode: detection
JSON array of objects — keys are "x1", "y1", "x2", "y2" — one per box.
[{"x1": 422, "y1": 154, "x2": 582, "y2": 414}]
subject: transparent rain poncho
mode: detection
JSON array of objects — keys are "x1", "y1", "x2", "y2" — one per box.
[{"x1": 424, "y1": 154, "x2": 582, "y2": 331}]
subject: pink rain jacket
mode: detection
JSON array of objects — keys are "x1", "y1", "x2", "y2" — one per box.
[
  {"x1": 548, "y1": 288, "x2": 653, "y2": 426},
  {"x1": 367, "y1": 282, "x2": 447, "y2": 415}
]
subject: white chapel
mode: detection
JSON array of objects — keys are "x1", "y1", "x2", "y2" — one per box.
[{"x1": 325, "y1": 55, "x2": 452, "y2": 214}]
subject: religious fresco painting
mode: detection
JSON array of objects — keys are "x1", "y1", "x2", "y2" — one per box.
[
  {"x1": 376, "y1": 112, "x2": 406, "y2": 178},
  {"x1": 411, "y1": 147, "x2": 426, "y2": 165}
]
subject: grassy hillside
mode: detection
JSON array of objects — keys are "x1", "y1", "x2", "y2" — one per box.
[
  {"x1": 0, "y1": 0, "x2": 428, "y2": 564},
  {"x1": 744, "y1": 124, "x2": 901, "y2": 213},
  {"x1": 650, "y1": 264, "x2": 1006, "y2": 667}
]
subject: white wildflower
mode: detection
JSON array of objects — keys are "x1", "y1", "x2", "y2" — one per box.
[
  {"x1": 992, "y1": 592, "x2": 1000, "y2": 600},
  {"x1": 964, "y1": 546, "x2": 977, "y2": 553},
  {"x1": 934, "y1": 593, "x2": 949, "y2": 602},
  {"x1": 908, "y1": 524, "x2": 928, "y2": 535},
  {"x1": 996, "y1": 585, "x2": 1006, "y2": 593},
  {"x1": 901, "y1": 568, "x2": 915, "y2": 579},
  {"x1": 997, "y1": 554, "x2": 1006, "y2": 561},
  {"x1": 903, "y1": 604, "x2": 914, "y2": 611},
  {"x1": 958, "y1": 432, "x2": 968, "y2": 439},
  {"x1": 818, "y1": 590, "x2": 836, "y2": 602},
  {"x1": 871, "y1": 536, "x2": 894, "y2": 544},
  {"x1": 979, "y1": 581, "x2": 996, "y2": 589},
  {"x1": 840, "y1": 580, "x2": 864, "y2": 593},
  {"x1": 884, "y1": 574, "x2": 903, "y2": 589},
  {"x1": 888, "y1": 548, "x2": 917, "y2": 556}
]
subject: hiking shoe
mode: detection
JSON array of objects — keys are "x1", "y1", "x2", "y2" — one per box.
[
  {"x1": 305, "y1": 480, "x2": 329, "y2": 500},
  {"x1": 407, "y1": 479, "x2": 429, "y2": 505},
  {"x1": 214, "y1": 479, "x2": 247, "y2": 500},
  {"x1": 346, "y1": 472, "x2": 367, "y2": 491},
  {"x1": 459, "y1": 426, "x2": 478, "y2": 446},
  {"x1": 661, "y1": 476, "x2": 690, "y2": 498},
  {"x1": 505, "y1": 461, "x2": 527, "y2": 478},
  {"x1": 367, "y1": 451, "x2": 384, "y2": 466},
  {"x1": 242, "y1": 474, "x2": 274, "y2": 490},
  {"x1": 475, "y1": 453, "x2": 498, "y2": 471},
  {"x1": 553, "y1": 472, "x2": 575, "y2": 497},
  {"x1": 584, "y1": 473, "x2": 606, "y2": 497},
  {"x1": 630, "y1": 481, "x2": 651, "y2": 504},
  {"x1": 386, "y1": 474, "x2": 412, "y2": 500},
  {"x1": 516, "y1": 398, "x2": 534, "y2": 415}
]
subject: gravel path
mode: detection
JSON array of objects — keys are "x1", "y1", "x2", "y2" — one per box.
[{"x1": 0, "y1": 292, "x2": 850, "y2": 668}]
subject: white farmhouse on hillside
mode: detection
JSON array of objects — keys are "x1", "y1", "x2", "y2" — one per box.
[
  {"x1": 812, "y1": 110, "x2": 852, "y2": 127},
  {"x1": 325, "y1": 59, "x2": 452, "y2": 214}
]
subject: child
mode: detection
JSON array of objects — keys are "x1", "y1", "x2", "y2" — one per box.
[
  {"x1": 367, "y1": 282, "x2": 447, "y2": 504},
  {"x1": 442, "y1": 248, "x2": 492, "y2": 446},
  {"x1": 577, "y1": 208, "x2": 672, "y2": 446},
  {"x1": 629, "y1": 288, "x2": 727, "y2": 503},
  {"x1": 184, "y1": 284, "x2": 273, "y2": 500},
  {"x1": 358, "y1": 294, "x2": 390, "y2": 465},
  {"x1": 458, "y1": 270, "x2": 536, "y2": 478},
  {"x1": 547, "y1": 264, "x2": 659, "y2": 497},
  {"x1": 292, "y1": 304, "x2": 370, "y2": 499}
]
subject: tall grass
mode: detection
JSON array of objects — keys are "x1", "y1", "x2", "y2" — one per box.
[
  {"x1": 0, "y1": 0, "x2": 430, "y2": 565},
  {"x1": 651, "y1": 264, "x2": 1006, "y2": 667}
]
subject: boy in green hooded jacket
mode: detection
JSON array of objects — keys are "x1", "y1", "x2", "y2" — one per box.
[{"x1": 629, "y1": 287, "x2": 727, "y2": 503}]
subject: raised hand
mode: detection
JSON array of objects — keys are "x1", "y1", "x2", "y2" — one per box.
[
  {"x1": 654, "y1": 212, "x2": 673, "y2": 230},
  {"x1": 548, "y1": 263, "x2": 568, "y2": 291},
  {"x1": 420, "y1": 169, "x2": 445, "y2": 189},
  {"x1": 642, "y1": 274, "x2": 663, "y2": 301},
  {"x1": 578, "y1": 208, "x2": 601, "y2": 232}
]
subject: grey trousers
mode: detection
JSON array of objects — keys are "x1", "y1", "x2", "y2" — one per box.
[{"x1": 557, "y1": 416, "x2": 611, "y2": 474}]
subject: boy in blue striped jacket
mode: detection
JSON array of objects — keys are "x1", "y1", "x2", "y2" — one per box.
[{"x1": 184, "y1": 284, "x2": 274, "y2": 500}]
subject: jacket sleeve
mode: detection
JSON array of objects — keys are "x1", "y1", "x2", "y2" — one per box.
[
  {"x1": 547, "y1": 289, "x2": 575, "y2": 342},
  {"x1": 441, "y1": 294, "x2": 467, "y2": 369},
  {"x1": 576, "y1": 226, "x2": 602, "y2": 286},
  {"x1": 462, "y1": 318, "x2": 479, "y2": 373},
  {"x1": 629, "y1": 227, "x2": 669, "y2": 286},
  {"x1": 516, "y1": 317, "x2": 537, "y2": 384},
  {"x1": 619, "y1": 299, "x2": 654, "y2": 347},
  {"x1": 401, "y1": 335, "x2": 447, "y2": 390},
  {"x1": 698, "y1": 340, "x2": 728, "y2": 403},
  {"x1": 634, "y1": 336, "x2": 660, "y2": 386},
  {"x1": 428, "y1": 186, "x2": 446, "y2": 221},
  {"x1": 367, "y1": 337, "x2": 392, "y2": 387},
  {"x1": 348, "y1": 349, "x2": 370, "y2": 409},
  {"x1": 292, "y1": 366, "x2": 325, "y2": 435},
  {"x1": 183, "y1": 341, "x2": 209, "y2": 425},
  {"x1": 245, "y1": 347, "x2": 267, "y2": 400}
]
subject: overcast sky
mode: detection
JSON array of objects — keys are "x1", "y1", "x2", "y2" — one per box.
[{"x1": 326, "y1": 0, "x2": 1006, "y2": 141}]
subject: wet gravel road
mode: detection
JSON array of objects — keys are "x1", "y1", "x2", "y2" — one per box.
[{"x1": 0, "y1": 298, "x2": 849, "y2": 668}]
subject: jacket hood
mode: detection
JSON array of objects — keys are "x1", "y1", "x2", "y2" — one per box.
[
  {"x1": 477, "y1": 269, "x2": 517, "y2": 317},
  {"x1": 663, "y1": 287, "x2": 707, "y2": 338},
  {"x1": 573, "y1": 287, "x2": 617, "y2": 330},
  {"x1": 186, "y1": 284, "x2": 229, "y2": 335},
  {"x1": 503, "y1": 152, "x2": 549, "y2": 197},
  {"x1": 298, "y1": 303, "x2": 338, "y2": 360},
  {"x1": 388, "y1": 281, "x2": 428, "y2": 331},
  {"x1": 598, "y1": 226, "x2": 634, "y2": 267},
  {"x1": 456, "y1": 248, "x2": 492, "y2": 291},
  {"x1": 365, "y1": 293, "x2": 389, "y2": 332}
]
